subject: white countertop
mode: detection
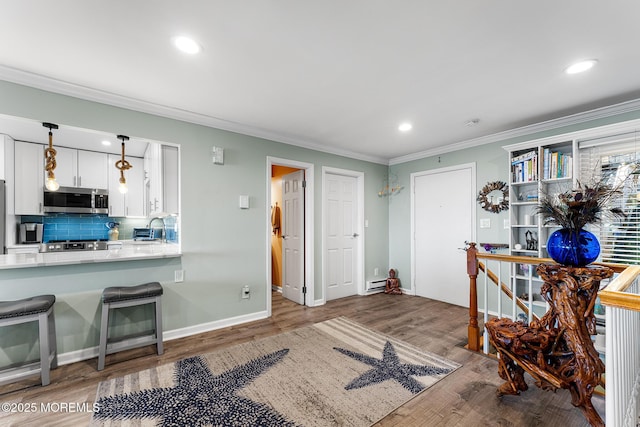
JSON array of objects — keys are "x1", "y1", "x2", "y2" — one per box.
[{"x1": 0, "y1": 241, "x2": 181, "y2": 269}]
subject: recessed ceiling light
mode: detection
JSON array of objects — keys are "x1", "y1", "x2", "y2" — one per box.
[
  {"x1": 101, "y1": 140, "x2": 111, "y2": 146},
  {"x1": 565, "y1": 59, "x2": 597, "y2": 75},
  {"x1": 398, "y1": 122, "x2": 412, "y2": 132},
  {"x1": 172, "y1": 36, "x2": 202, "y2": 55}
]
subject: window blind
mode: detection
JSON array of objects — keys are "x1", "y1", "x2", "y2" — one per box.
[{"x1": 579, "y1": 132, "x2": 640, "y2": 265}]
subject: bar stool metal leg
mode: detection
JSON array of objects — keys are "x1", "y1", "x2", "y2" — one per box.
[
  {"x1": 154, "y1": 295, "x2": 163, "y2": 356},
  {"x1": 38, "y1": 309, "x2": 51, "y2": 385},
  {"x1": 97, "y1": 300, "x2": 110, "y2": 371},
  {"x1": 49, "y1": 307, "x2": 58, "y2": 370}
]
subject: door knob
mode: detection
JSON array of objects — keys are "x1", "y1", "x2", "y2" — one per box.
[
  {"x1": 282, "y1": 235, "x2": 287, "y2": 240},
  {"x1": 352, "y1": 233, "x2": 359, "y2": 238}
]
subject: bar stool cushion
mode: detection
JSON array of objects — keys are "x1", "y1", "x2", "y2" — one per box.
[
  {"x1": 0, "y1": 295, "x2": 56, "y2": 319},
  {"x1": 102, "y1": 282, "x2": 163, "y2": 304}
]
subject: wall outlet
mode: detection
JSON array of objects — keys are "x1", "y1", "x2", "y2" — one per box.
[
  {"x1": 175, "y1": 270, "x2": 184, "y2": 283},
  {"x1": 242, "y1": 285, "x2": 250, "y2": 299}
]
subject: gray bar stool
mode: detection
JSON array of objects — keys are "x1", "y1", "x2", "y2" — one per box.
[
  {"x1": 98, "y1": 282, "x2": 163, "y2": 370},
  {"x1": 0, "y1": 295, "x2": 57, "y2": 386}
]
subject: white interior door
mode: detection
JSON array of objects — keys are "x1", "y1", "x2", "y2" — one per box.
[
  {"x1": 413, "y1": 164, "x2": 475, "y2": 307},
  {"x1": 325, "y1": 173, "x2": 359, "y2": 301},
  {"x1": 282, "y1": 170, "x2": 305, "y2": 305}
]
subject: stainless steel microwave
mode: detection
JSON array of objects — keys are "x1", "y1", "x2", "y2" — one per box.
[{"x1": 43, "y1": 187, "x2": 109, "y2": 214}]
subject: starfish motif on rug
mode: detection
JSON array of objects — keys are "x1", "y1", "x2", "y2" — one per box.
[
  {"x1": 93, "y1": 348, "x2": 299, "y2": 426},
  {"x1": 334, "y1": 341, "x2": 452, "y2": 394}
]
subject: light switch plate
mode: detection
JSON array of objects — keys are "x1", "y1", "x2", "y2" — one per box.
[
  {"x1": 175, "y1": 270, "x2": 184, "y2": 283},
  {"x1": 239, "y1": 195, "x2": 249, "y2": 209},
  {"x1": 480, "y1": 218, "x2": 491, "y2": 229}
]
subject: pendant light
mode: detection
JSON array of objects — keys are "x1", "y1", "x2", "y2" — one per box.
[
  {"x1": 43, "y1": 122, "x2": 60, "y2": 191},
  {"x1": 115, "y1": 135, "x2": 132, "y2": 194}
]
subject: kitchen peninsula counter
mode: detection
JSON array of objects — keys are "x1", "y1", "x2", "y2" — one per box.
[{"x1": 0, "y1": 241, "x2": 181, "y2": 269}]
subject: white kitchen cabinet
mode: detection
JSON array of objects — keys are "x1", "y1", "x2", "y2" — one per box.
[
  {"x1": 162, "y1": 145, "x2": 179, "y2": 215},
  {"x1": 144, "y1": 143, "x2": 178, "y2": 216},
  {"x1": 144, "y1": 143, "x2": 162, "y2": 215},
  {"x1": 52, "y1": 147, "x2": 76, "y2": 187},
  {"x1": 108, "y1": 155, "x2": 144, "y2": 217},
  {"x1": 79, "y1": 150, "x2": 109, "y2": 189},
  {"x1": 52, "y1": 147, "x2": 108, "y2": 189},
  {"x1": 14, "y1": 141, "x2": 44, "y2": 215}
]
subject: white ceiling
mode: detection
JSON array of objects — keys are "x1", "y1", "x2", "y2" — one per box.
[{"x1": 1, "y1": 1, "x2": 640, "y2": 164}]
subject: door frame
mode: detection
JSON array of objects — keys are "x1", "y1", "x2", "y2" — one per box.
[
  {"x1": 266, "y1": 157, "x2": 315, "y2": 315},
  {"x1": 410, "y1": 162, "x2": 476, "y2": 295},
  {"x1": 321, "y1": 166, "x2": 365, "y2": 304}
]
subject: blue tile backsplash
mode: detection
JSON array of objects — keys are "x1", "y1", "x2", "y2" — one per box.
[
  {"x1": 22, "y1": 214, "x2": 112, "y2": 242},
  {"x1": 20, "y1": 214, "x2": 178, "y2": 243}
]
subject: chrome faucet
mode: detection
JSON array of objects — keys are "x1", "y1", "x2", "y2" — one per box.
[{"x1": 147, "y1": 216, "x2": 167, "y2": 243}]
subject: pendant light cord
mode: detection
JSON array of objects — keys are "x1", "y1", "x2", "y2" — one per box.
[
  {"x1": 43, "y1": 122, "x2": 59, "y2": 180},
  {"x1": 115, "y1": 135, "x2": 132, "y2": 184}
]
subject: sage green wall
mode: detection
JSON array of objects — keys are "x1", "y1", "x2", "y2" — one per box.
[
  {"x1": 388, "y1": 109, "x2": 640, "y2": 293},
  {"x1": 0, "y1": 80, "x2": 389, "y2": 364}
]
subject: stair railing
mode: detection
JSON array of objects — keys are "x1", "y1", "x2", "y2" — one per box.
[
  {"x1": 599, "y1": 265, "x2": 640, "y2": 427},
  {"x1": 466, "y1": 242, "x2": 548, "y2": 353}
]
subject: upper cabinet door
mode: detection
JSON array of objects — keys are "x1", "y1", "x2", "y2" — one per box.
[
  {"x1": 108, "y1": 154, "x2": 144, "y2": 217},
  {"x1": 162, "y1": 145, "x2": 179, "y2": 215},
  {"x1": 14, "y1": 141, "x2": 44, "y2": 215},
  {"x1": 145, "y1": 143, "x2": 163, "y2": 215},
  {"x1": 78, "y1": 150, "x2": 108, "y2": 189},
  {"x1": 52, "y1": 147, "x2": 77, "y2": 187},
  {"x1": 107, "y1": 153, "x2": 125, "y2": 217},
  {"x1": 125, "y1": 157, "x2": 145, "y2": 217}
]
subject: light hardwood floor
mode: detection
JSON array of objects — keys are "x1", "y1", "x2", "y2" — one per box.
[{"x1": 0, "y1": 292, "x2": 601, "y2": 426}]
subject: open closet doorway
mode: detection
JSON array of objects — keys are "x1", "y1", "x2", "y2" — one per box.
[{"x1": 266, "y1": 157, "x2": 315, "y2": 316}]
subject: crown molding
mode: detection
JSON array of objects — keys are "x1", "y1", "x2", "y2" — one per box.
[
  {"x1": 0, "y1": 65, "x2": 389, "y2": 165},
  {"x1": 389, "y1": 98, "x2": 640, "y2": 165},
  {"x1": 4, "y1": 64, "x2": 639, "y2": 168}
]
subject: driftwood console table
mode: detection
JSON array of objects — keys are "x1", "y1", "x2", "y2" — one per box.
[{"x1": 486, "y1": 264, "x2": 612, "y2": 427}]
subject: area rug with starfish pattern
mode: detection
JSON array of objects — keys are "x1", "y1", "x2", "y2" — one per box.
[{"x1": 90, "y1": 316, "x2": 460, "y2": 426}]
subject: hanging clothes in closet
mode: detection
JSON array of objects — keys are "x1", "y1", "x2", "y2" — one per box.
[{"x1": 271, "y1": 202, "x2": 281, "y2": 235}]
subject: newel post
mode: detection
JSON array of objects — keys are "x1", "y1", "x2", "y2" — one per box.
[{"x1": 466, "y1": 242, "x2": 480, "y2": 352}]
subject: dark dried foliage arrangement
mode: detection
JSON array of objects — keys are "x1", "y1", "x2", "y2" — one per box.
[{"x1": 536, "y1": 180, "x2": 626, "y2": 231}]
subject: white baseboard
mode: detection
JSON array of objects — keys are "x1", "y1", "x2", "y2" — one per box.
[{"x1": 56, "y1": 310, "x2": 270, "y2": 367}]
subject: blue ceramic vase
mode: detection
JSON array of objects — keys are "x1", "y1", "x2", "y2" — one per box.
[{"x1": 546, "y1": 228, "x2": 600, "y2": 267}]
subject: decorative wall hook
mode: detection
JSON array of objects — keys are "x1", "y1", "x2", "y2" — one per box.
[{"x1": 378, "y1": 173, "x2": 403, "y2": 197}]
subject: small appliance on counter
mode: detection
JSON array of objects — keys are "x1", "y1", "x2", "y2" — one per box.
[
  {"x1": 133, "y1": 228, "x2": 163, "y2": 241},
  {"x1": 19, "y1": 223, "x2": 44, "y2": 244}
]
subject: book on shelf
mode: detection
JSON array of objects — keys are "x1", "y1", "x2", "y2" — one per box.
[
  {"x1": 511, "y1": 150, "x2": 538, "y2": 183},
  {"x1": 543, "y1": 149, "x2": 572, "y2": 180}
]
